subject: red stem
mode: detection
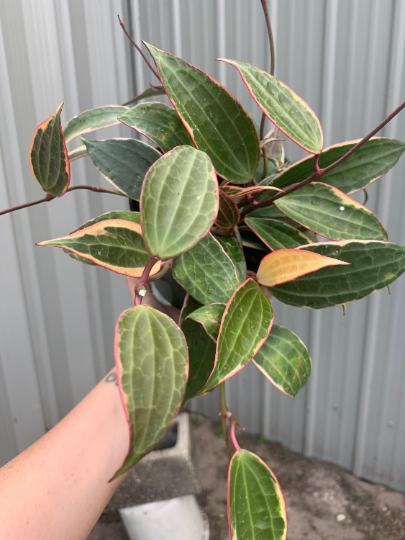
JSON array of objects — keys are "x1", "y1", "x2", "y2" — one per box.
[
  {"x1": 229, "y1": 422, "x2": 241, "y2": 453},
  {"x1": 242, "y1": 98, "x2": 405, "y2": 219},
  {"x1": 118, "y1": 15, "x2": 160, "y2": 80},
  {"x1": 0, "y1": 185, "x2": 126, "y2": 217},
  {"x1": 134, "y1": 256, "x2": 159, "y2": 306}
]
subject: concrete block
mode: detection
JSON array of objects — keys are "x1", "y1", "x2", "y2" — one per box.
[
  {"x1": 103, "y1": 414, "x2": 201, "y2": 521},
  {"x1": 120, "y1": 495, "x2": 209, "y2": 540}
]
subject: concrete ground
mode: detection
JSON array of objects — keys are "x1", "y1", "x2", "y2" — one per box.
[{"x1": 89, "y1": 415, "x2": 405, "y2": 540}]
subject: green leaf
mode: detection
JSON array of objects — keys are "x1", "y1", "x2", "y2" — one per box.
[
  {"x1": 63, "y1": 106, "x2": 128, "y2": 144},
  {"x1": 247, "y1": 204, "x2": 301, "y2": 228},
  {"x1": 240, "y1": 230, "x2": 270, "y2": 251},
  {"x1": 68, "y1": 145, "x2": 88, "y2": 162},
  {"x1": 246, "y1": 218, "x2": 313, "y2": 251},
  {"x1": 179, "y1": 292, "x2": 200, "y2": 325},
  {"x1": 272, "y1": 138, "x2": 405, "y2": 194},
  {"x1": 172, "y1": 233, "x2": 240, "y2": 304},
  {"x1": 269, "y1": 240, "x2": 405, "y2": 308},
  {"x1": 187, "y1": 303, "x2": 226, "y2": 341},
  {"x1": 229, "y1": 450, "x2": 287, "y2": 540},
  {"x1": 113, "y1": 305, "x2": 188, "y2": 477},
  {"x1": 203, "y1": 279, "x2": 274, "y2": 391},
  {"x1": 81, "y1": 138, "x2": 160, "y2": 201},
  {"x1": 253, "y1": 325, "x2": 311, "y2": 397},
  {"x1": 145, "y1": 43, "x2": 260, "y2": 184},
  {"x1": 216, "y1": 190, "x2": 240, "y2": 228},
  {"x1": 141, "y1": 146, "x2": 219, "y2": 259},
  {"x1": 72, "y1": 211, "x2": 140, "y2": 233},
  {"x1": 64, "y1": 250, "x2": 96, "y2": 266},
  {"x1": 222, "y1": 59, "x2": 323, "y2": 154},
  {"x1": 275, "y1": 182, "x2": 387, "y2": 241},
  {"x1": 122, "y1": 85, "x2": 166, "y2": 107},
  {"x1": 180, "y1": 295, "x2": 217, "y2": 402},
  {"x1": 29, "y1": 102, "x2": 70, "y2": 197},
  {"x1": 215, "y1": 236, "x2": 247, "y2": 283},
  {"x1": 118, "y1": 102, "x2": 194, "y2": 153},
  {"x1": 37, "y1": 219, "x2": 161, "y2": 278}
]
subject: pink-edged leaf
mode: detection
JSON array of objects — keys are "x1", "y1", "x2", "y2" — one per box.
[
  {"x1": 141, "y1": 146, "x2": 219, "y2": 259},
  {"x1": 256, "y1": 248, "x2": 349, "y2": 287},
  {"x1": 29, "y1": 102, "x2": 70, "y2": 197},
  {"x1": 118, "y1": 102, "x2": 194, "y2": 153},
  {"x1": 274, "y1": 182, "x2": 388, "y2": 241},
  {"x1": 180, "y1": 295, "x2": 216, "y2": 402},
  {"x1": 63, "y1": 105, "x2": 129, "y2": 144},
  {"x1": 202, "y1": 279, "x2": 274, "y2": 392},
  {"x1": 81, "y1": 138, "x2": 160, "y2": 201},
  {"x1": 228, "y1": 449, "x2": 287, "y2": 540},
  {"x1": 113, "y1": 305, "x2": 188, "y2": 477},
  {"x1": 172, "y1": 232, "x2": 240, "y2": 304},
  {"x1": 253, "y1": 324, "x2": 311, "y2": 397},
  {"x1": 215, "y1": 236, "x2": 247, "y2": 283},
  {"x1": 37, "y1": 219, "x2": 161, "y2": 277},
  {"x1": 269, "y1": 240, "x2": 405, "y2": 309},
  {"x1": 271, "y1": 137, "x2": 405, "y2": 194},
  {"x1": 186, "y1": 302, "x2": 226, "y2": 341},
  {"x1": 220, "y1": 59, "x2": 323, "y2": 154},
  {"x1": 245, "y1": 217, "x2": 314, "y2": 250},
  {"x1": 144, "y1": 43, "x2": 260, "y2": 184},
  {"x1": 216, "y1": 190, "x2": 240, "y2": 228}
]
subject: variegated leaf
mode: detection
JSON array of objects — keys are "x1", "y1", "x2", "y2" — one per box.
[
  {"x1": 256, "y1": 249, "x2": 349, "y2": 287},
  {"x1": 113, "y1": 306, "x2": 187, "y2": 477},
  {"x1": 221, "y1": 59, "x2": 323, "y2": 154},
  {"x1": 29, "y1": 103, "x2": 70, "y2": 197},
  {"x1": 37, "y1": 219, "x2": 161, "y2": 277},
  {"x1": 145, "y1": 43, "x2": 260, "y2": 184},
  {"x1": 141, "y1": 146, "x2": 218, "y2": 259}
]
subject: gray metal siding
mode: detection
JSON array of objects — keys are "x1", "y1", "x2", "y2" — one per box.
[{"x1": 0, "y1": 0, "x2": 404, "y2": 491}]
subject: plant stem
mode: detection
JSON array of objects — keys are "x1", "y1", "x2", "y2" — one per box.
[
  {"x1": 241, "y1": 97, "x2": 405, "y2": 219},
  {"x1": 259, "y1": 112, "x2": 266, "y2": 141},
  {"x1": 260, "y1": 147, "x2": 268, "y2": 182},
  {"x1": 220, "y1": 382, "x2": 232, "y2": 461},
  {"x1": 118, "y1": 15, "x2": 160, "y2": 80},
  {"x1": 229, "y1": 421, "x2": 241, "y2": 453},
  {"x1": 258, "y1": 0, "x2": 275, "y2": 185},
  {"x1": 0, "y1": 185, "x2": 126, "y2": 217},
  {"x1": 134, "y1": 256, "x2": 159, "y2": 306},
  {"x1": 260, "y1": 0, "x2": 275, "y2": 77},
  {"x1": 147, "y1": 260, "x2": 172, "y2": 282}
]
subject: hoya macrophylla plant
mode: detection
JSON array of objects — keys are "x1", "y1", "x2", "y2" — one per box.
[{"x1": 3, "y1": 1, "x2": 405, "y2": 536}]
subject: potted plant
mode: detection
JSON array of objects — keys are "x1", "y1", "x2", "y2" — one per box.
[{"x1": 2, "y1": 2, "x2": 405, "y2": 537}]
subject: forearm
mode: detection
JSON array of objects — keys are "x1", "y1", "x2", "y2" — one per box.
[{"x1": 0, "y1": 370, "x2": 129, "y2": 540}]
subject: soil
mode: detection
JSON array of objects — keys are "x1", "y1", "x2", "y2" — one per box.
[{"x1": 88, "y1": 415, "x2": 405, "y2": 540}]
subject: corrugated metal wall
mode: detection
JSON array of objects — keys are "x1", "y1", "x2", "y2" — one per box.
[{"x1": 1, "y1": 0, "x2": 405, "y2": 491}]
